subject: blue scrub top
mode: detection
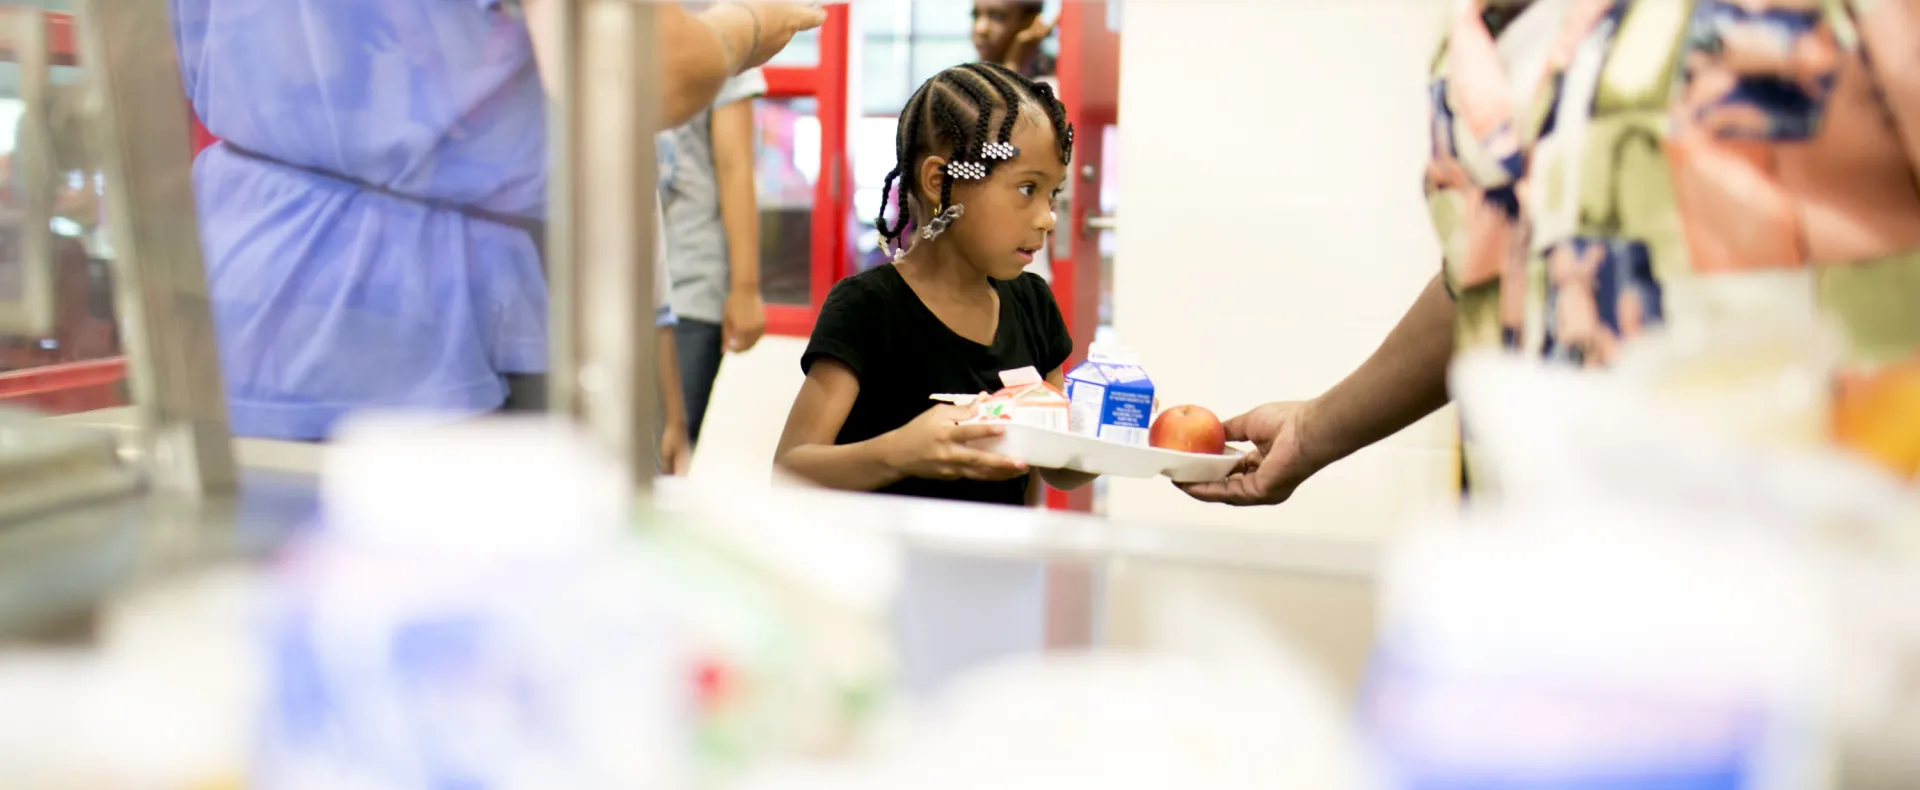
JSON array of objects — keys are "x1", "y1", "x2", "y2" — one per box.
[{"x1": 174, "y1": 0, "x2": 672, "y2": 440}]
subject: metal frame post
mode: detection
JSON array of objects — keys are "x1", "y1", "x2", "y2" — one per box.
[
  {"x1": 72, "y1": 0, "x2": 234, "y2": 496},
  {"x1": 550, "y1": 0, "x2": 663, "y2": 489},
  {"x1": 0, "y1": 7, "x2": 58, "y2": 337}
]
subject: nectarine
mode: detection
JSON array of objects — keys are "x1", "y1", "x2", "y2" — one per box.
[{"x1": 1150, "y1": 405, "x2": 1227, "y2": 455}]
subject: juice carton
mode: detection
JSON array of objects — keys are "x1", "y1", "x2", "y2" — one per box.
[
  {"x1": 1065, "y1": 342, "x2": 1155, "y2": 446},
  {"x1": 967, "y1": 366, "x2": 1070, "y2": 432}
]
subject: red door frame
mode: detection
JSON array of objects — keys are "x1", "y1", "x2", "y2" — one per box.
[
  {"x1": 1042, "y1": 2, "x2": 1120, "y2": 512},
  {"x1": 0, "y1": 11, "x2": 76, "y2": 66},
  {"x1": 762, "y1": 6, "x2": 854, "y2": 338}
]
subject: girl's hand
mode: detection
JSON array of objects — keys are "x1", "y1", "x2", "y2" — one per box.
[{"x1": 887, "y1": 404, "x2": 1029, "y2": 482}]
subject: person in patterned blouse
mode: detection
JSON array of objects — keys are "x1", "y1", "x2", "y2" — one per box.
[{"x1": 1183, "y1": 0, "x2": 1920, "y2": 506}]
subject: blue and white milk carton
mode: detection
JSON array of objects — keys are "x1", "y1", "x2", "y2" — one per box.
[{"x1": 1064, "y1": 342, "x2": 1156, "y2": 445}]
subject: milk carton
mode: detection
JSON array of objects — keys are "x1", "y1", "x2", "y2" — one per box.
[{"x1": 1065, "y1": 342, "x2": 1155, "y2": 446}]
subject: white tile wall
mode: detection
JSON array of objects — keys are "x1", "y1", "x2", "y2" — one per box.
[{"x1": 1105, "y1": 0, "x2": 1458, "y2": 538}]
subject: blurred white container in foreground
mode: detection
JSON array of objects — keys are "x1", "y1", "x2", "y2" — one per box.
[
  {"x1": 1364, "y1": 513, "x2": 1836, "y2": 790},
  {"x1": 258, "y1": 415, "x2": 693, "y2": 790}
]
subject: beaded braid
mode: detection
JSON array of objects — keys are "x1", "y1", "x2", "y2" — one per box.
[
  {"x1": 947, "y1": 69, "x2": 997, "y2": 162},
  {"x1": 974, "y1": 62, "x2": 1074, "y2": 166},
  {"x1": 1031, "y1": 81, "x2": 1073, "y2": 166},
  {"x1": 933, "y1": 82, "x2": 983, "y2": 213},
  {"x1": 875, "y1": 80, "x2": 937, "y2": 243},
  {"x1": 874, "y1": 170, "x2": 904, "y2": 240},
  {"x1": 958, "y1": 64, "x2": 1022, "y2": 152},
  {"x1": 872, "y1": 63, "x2": 1079, "y2": 255},
  {"x1": 929, "y1": 97, "x2": 968, "y2": 214}
]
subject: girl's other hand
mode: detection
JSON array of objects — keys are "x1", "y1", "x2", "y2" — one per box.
[{"x1": 887, "y1": 404, "x2": 1029, "y2": 482}]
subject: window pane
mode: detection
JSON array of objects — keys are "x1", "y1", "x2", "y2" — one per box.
[
  {"x1": 910, "y1": 0, "x2": 972, "y2": 37},
  {"x1": 856, "y1": 0, "x2": 911, "y2": 37},
  {"x1": 763, "y1": 27, "x2": 820, "y2": 68},
  {"x1": 907, "y1": 38, "x2": 975, "y2": 85},
  {"x1": 857, "y1": 36, "x2": 913, "y2": 115},
  {"x1": 753, "y1": 97, "x2": 819, "y2": 307}
]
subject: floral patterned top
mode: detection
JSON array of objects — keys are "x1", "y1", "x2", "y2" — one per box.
[{"x1": 1427, "y1": 0, "x2": 1920, "y2": 476}]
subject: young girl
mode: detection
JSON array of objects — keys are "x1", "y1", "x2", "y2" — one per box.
[{"x1": 775, "y1": 62, "x2": 1094, "y2": 506}]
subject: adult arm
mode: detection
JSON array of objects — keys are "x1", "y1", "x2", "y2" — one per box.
[
  {"x1": 1182, "y1": 273, "x2": 1455, "y2": 506},
  {"x1": 1855, "y1": 0, "x2": 1920, "y2": 184},
  {"x1": 711, "y1": 95, "x2": 767, "y2": 352},
  {"x1": 521, "y1": 2, "x2": 825, "y2": 127},
  {"x1": 1302, "y1": 272, "x2": 1456, "y2": 472}
]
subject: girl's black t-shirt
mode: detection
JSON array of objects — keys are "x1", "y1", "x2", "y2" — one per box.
[{"x1": 801, "y1": 264, "x2": 1074, "y2": 506}]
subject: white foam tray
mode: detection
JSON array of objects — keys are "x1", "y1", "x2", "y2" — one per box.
[{"x1": 975, "y1": 423, "x2": 1242, "y2": 483}]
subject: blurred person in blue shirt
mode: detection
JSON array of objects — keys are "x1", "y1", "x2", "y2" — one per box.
[{"x1": 171, "y1": 0, "x2": 823, "y2": 470}]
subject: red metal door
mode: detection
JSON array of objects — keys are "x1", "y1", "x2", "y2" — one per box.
[
  {"x1": 1044, "y1": 1, "x2": 1120, "y2": 513},
  {"x1": 761, "y1": 5, "x2": 854, "y2": 338}
]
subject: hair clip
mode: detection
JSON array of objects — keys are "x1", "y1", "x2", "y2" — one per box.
[
  {"x1": 946, "y1": 161, "x2": 988, "y2": 180},
  {"x1": 981, "y1": 141, "x2": 1018, "y2": 161}
]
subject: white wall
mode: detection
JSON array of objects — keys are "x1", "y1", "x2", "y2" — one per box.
[
  {"x1": 1105, "y1": 0, "x2": 1457, "y2": 539},
  {"x1": 694, "y1": 0, "x2": 1459, "y2": 541}
]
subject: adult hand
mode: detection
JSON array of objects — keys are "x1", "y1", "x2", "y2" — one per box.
[
  {"x1": 660, "y1": 423, "x2": 692, "y2": 476},
  {"x1": 738, "y1": 3, "x2": 830, "y2": 70},
  {"x1": 722, "y1": 287, "x2": 766, "y2": 353},
  {"x1": 1178, "y1": 400, "x2": 1320, "y2": 506},
  {"x1": 889, "y1": 404, "x2": 1030, "y2": 482},
  {"x1": 1001, "y1": 14, "x2": 1054, "y2": 72}
]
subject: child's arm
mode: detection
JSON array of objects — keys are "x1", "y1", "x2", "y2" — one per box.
[{"x1": 775, "y1": 359, "x2": 1029, "y2": 490}]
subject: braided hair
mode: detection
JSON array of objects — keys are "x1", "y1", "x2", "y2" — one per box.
[{"x1": 874, "y1": 62, "x2": 1074, "y2": 252}]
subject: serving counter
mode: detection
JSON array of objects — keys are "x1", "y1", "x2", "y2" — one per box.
[{"x1": 2, "y1": 406, "x2": 1383, "y2": 701}]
